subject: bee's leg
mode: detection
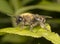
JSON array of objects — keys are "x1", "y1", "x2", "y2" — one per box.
[
  {"x1": 29, "y1": 22, "x2": 33, "y2": 31},
  {"x1": 40, "y1": 22, "x2": 45, "y2": 28},
  {"x1": 39, "y1": 18, "x2": 48, "y2": 30},
  {"x1": 40, "y1": 22, "x2": 49, "y2": 31},
  {"x1": 20, "y1": 21, "x2": 25, "y2": 30},
  {"x1": 29, "y1": 25, "x2": 33, "y2": 31},
  {"x1": 30, "y1": 22, "x2": 38, "y2": 31}
]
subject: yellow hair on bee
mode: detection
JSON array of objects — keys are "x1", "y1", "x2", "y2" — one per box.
[{"x1": 20, "y1": 13, "x2": 34, "y2": 20}]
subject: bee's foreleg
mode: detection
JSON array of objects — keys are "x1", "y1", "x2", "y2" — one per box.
[
  {"x1": 20, "y1": 21, "x2": 25, "y2": 30},
  {"x1": 29, "y1": 25, "x2": 33, "y2": 31}
]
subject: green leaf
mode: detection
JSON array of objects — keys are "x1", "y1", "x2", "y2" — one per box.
[
  {"x1": 0, "y1": 23, "x2": 60, "y2": 44},
  {"x1": 9, "y1": 0, "x2": 22, "y2": 11},
  {"x1": 0, "y1": 0, "x2": 13, "y2": 15},
  {"x1": 2, "y1": 34, "x2": 33, "y2": 43},
  {"x1": 21, "y1": 0, "x2": 33, "y2": 5},
  {"x1": 0, "y1": 23, "x2": 51, "y2": 37},
  {"x1": 15, "y1": 6, "x2": 37, "y2": 15},
  {"x1": 38, "y1": 1, "x2": 60, "y2": 12},
  {"x1": 47, "y1": 19, "x2": 60, "y2": 24},
  {"x1": 15, "y1": 2, "x2": 60, "y2": 15},
  {"x1": 43, "y1": 32, "x2": 60, "y2": 44}
]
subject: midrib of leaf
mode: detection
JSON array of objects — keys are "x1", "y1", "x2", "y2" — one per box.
[{"x1": 0, "y1": 0, "x2": 13, "y2": 15}]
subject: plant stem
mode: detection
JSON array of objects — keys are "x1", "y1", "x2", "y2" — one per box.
[{"x1": 11, "y1": 17, "x2": 17, "y2": 27}]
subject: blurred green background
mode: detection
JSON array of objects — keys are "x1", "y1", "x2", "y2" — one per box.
[{"x1": 0, "y1": 0, "x2": 60, "y2": 44}]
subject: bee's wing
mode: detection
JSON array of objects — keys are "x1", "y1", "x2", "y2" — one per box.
[
  {"x1": 39, "y1": 15, "x2": 52, "y2": 18},
  {"x1": 44, "y1": 16, "x2": 52, "y2": 18}
]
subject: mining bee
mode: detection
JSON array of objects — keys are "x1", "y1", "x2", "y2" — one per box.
[{"x1": 15, "y1": 13, "x2": 52, "y2": 31}]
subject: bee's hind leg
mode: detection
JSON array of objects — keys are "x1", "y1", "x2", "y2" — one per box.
[
  {"x1": 29, "y1": 22, "x2": 38, "y2": 32},
  {"x1": 40, "y1": 23, "x2": 49, "y2": 31}
]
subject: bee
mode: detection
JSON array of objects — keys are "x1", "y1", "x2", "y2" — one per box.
[{"x1": 15, "y1": 13, "x2": 52, "y2": 31}]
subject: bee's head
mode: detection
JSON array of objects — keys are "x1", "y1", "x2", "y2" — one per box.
[{"x1": 15, "y1": 16, "x2": 23, "y2": 25}]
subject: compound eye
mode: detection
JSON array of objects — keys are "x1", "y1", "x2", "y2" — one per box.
[
  {"x1": 16, "y1": 16, "x2": 23, "y2": 25},
  {"x1": 19, "y1": 16, "x2": 23, "y2": 21}
]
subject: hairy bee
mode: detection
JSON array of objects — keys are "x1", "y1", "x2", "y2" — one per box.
[{"x1": 15, "y1": 13, "x2": 52, "y2": 31}]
